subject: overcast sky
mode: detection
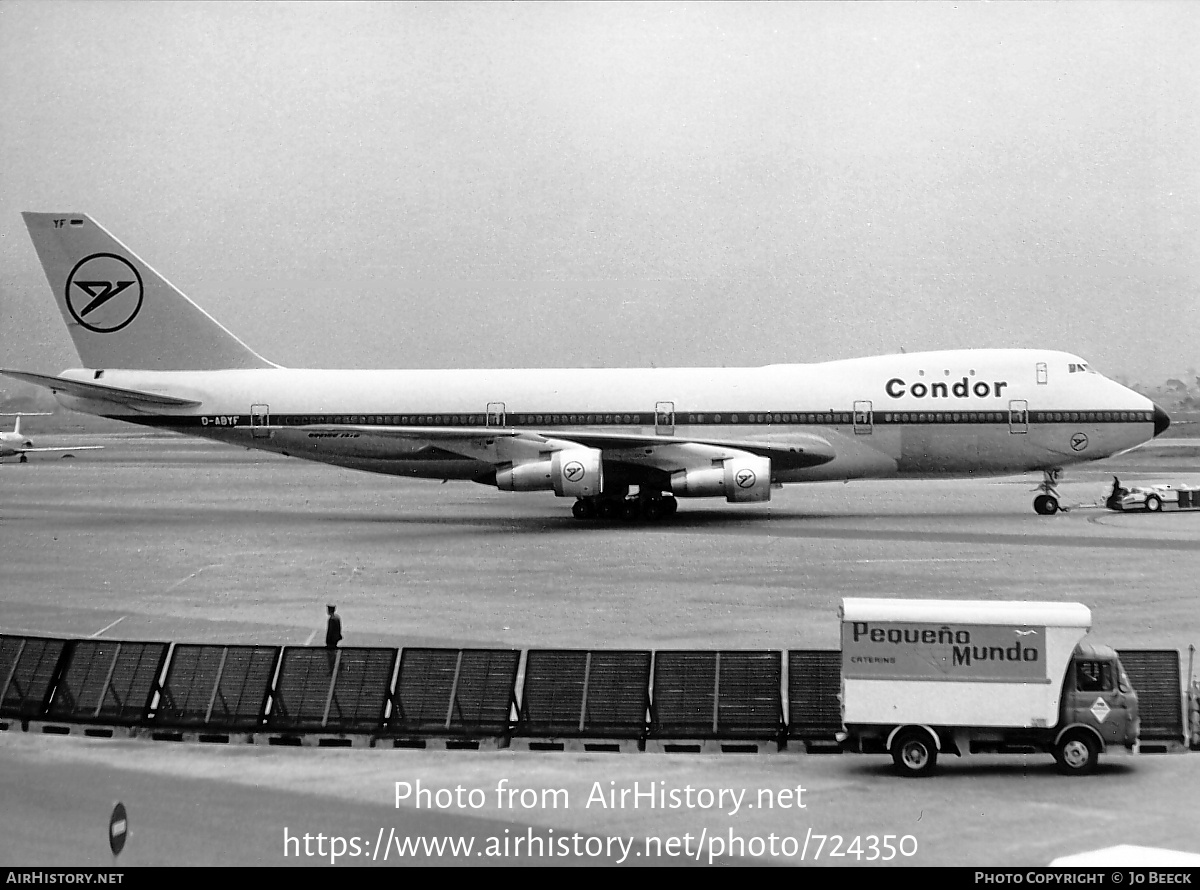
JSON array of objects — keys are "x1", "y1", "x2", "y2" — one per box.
[{"x1": 1, "y1": 1, "x2": 1196, "y2": 386}]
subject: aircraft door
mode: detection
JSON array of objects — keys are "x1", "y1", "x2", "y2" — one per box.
[
  {"x1": 853, "y1": 400, "x2": 873, "y2": 435},
  {"x1": 250, "y1": 404, "x2": 270, "y2": 438},
  {"x1": 655, "y1": 401, "x2": 675, "y2": 436},
  {"x1": 486, "y1": 402, "x2": 506, "y2": 427},
  {"x1": 1008, "y1": 399, "x2": 1029, "y2": 435}
]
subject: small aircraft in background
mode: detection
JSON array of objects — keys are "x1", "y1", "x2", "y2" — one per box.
[{"x1": 0, "y1": 413, "x2": 103, "y2": 463}]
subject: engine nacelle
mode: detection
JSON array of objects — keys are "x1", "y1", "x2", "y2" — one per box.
[
  {"x1": 496, "y1": 447, "x2": 603, "y2": 498},
  {"x1": 671, "y1": 455, "x2": 772, "y2": 503}
]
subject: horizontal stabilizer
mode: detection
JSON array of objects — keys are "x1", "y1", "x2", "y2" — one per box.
[{"x1": 0, "y1": 370, "x2": 201, "y2": 408}]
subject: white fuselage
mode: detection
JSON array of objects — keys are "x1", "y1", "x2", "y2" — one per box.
[{"x1": 53, "y1": 348, "x2": 1158, "y2": 486}]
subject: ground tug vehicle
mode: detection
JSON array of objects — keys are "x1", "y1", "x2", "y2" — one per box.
[
  {"x1": 837, "y1": 598, "x2": 1139, "y2": 776},
  {"x1": 1106, "y1": 477, "x2": 1200, "y2": 513}
]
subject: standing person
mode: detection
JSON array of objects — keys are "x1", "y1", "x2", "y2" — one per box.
[
  {"x1": 325, "y1": 604, "x2": 342, "y2": 647},
  {"x1": 325, "y1": 603, "x2": 342, "y2": 669}
]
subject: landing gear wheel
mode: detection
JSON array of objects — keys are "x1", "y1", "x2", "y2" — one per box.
[
  {"x1": 572, "y1": 499, "x2": 596, "y2": 520},
  {"x1": 19, "y1": 455, "x2": 28, "y2": 464},
  {"x1": 663, "y1": 496, "x2": 678, "y2": 516},
  {"x1": 1054, "y1": 731, "x2": 1099, "y2": 775},
  {"x1": 1033, "y1": 468, "x2": 1065, "y2": 515},
  {"x1": 641, "y1": 499, "x2": 664, "y2": 522},
  {"x1": 1033, "y1": 494, "x2": 1059, "y2": 515},
  {"x1": 597, "y1": 499, "x2": 620, "y2": 520},
  {"x1": 621, "y1": 499, "x2": 641, "y2": 521},
  {"x1": 890, "y1": 729, "x2": 938, "y2": 777},
  {"x1": 1145, "y1": 495, "x2": 1162, "y2": 513}
]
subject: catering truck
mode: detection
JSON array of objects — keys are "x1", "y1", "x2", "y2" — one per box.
[{"x1": 838, "y1": 598, "x2": 1139, "y2": 777}]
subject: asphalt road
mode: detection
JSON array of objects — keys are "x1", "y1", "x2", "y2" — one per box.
[{"x1": 1, "y1": 435, "x2": 1198, "y2": 867}]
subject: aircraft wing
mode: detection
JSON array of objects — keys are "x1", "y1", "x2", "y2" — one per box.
[
  {"x1": 528, "y1": 429, "x2": 836, "y2": 470},
  {"x1": 0, "y1": 370, "x2": 201, "y2": 408},
  {"x1": 298, "y1": 424, "x2": 836, "y2": 471}
]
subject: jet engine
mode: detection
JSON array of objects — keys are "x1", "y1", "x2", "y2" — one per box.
[
  {"x1": 671, "y1": 455, "x2": 771, "y2": 503},
  {"x1": 496, "y1": 446, "x2": 603, "y2": 498}
]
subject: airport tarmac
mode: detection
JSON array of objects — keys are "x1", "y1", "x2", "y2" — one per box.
[{"x1": 1, "y1": 434, "x2": 1198, "y2": 866}]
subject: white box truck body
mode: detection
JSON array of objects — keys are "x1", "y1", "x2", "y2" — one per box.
[{"x1": 839, "y1": 598, "x2": 1139, "y2": 776}]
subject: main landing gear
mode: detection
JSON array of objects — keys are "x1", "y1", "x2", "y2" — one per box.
[
  {"x1": 572, "y1": 493, "x2": 679, "y2": 522},
  {"x1": 1033, "y1": 467, "x2": 1068, "y2": 515}
]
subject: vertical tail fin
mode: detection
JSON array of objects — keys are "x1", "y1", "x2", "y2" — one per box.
[{"x1": 22, "y1": 213, "x2": 277, "y2": 371}]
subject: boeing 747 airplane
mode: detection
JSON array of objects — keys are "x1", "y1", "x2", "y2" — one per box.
[{"x1": 2, "y1": 212, "x2": 1169, "y2": 520}]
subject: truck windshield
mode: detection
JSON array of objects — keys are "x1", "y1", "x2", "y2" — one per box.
[{"x1": 1076, "y1": 660, "x2": 1113, "y2": 693}]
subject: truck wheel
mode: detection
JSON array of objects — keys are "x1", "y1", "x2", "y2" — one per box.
[
  {"x1": 1054, "y1": 731, "x2": 1099, "y2": 775},
  {"x1": 1145, "y1": 495, "x2": 1162, "y2": 512},
  {"x1": 891, "y1": 730, "x2": 938, "y2": 777}
]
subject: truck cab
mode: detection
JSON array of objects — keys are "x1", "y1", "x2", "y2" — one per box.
[{"x1": 1057, "y1": 642, "x2": 1139, "y2": 771}]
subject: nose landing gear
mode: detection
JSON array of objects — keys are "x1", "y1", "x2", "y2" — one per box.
[{"x1": 1033, "y1": 468, "x2": 1068, "y2": 515}]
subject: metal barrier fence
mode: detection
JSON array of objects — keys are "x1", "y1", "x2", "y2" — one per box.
[{"x1": 0, "y1": 634, "x2": 1192, "y2": 752}]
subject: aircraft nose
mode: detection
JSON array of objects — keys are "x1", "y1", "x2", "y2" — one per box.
[{"x1": 1152, "y1": 403, "x2": 1171, "y2": 437}]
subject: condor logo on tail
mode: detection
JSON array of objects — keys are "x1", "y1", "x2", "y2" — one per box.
[{"x1": 65, "y1": 253, "x2": 143, "y2": 333}]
